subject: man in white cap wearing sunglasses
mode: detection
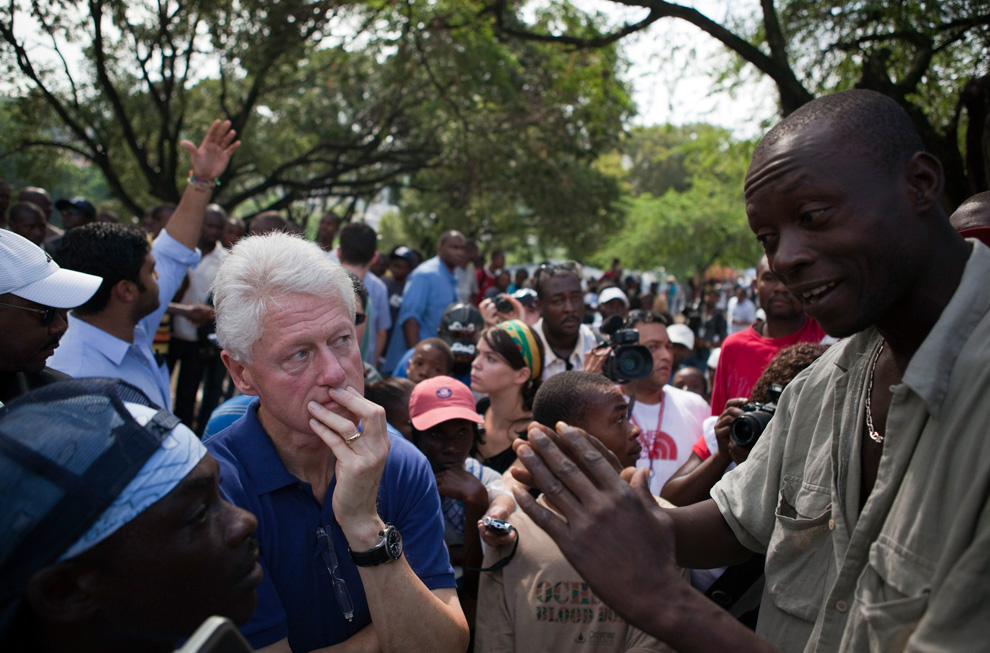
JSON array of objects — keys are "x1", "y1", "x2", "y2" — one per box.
[{"x1": 0, "y1": 230, "x2": 101, "y2": 405}]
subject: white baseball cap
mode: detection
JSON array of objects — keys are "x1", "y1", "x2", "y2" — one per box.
[
  {"x1": 707, "y1": 347, "x2": 721, "y2": 370},
  {"x1": 667, "y1": 323, "x2": 695, "y2": 350},
  {"x1": 0, "y1": 230, "x2": 102, "y2": 308},
  {"x1": 598, "y1": 286, "x2": 629, "y2": 307}
]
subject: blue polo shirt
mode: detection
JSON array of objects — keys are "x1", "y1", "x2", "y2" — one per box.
[{"x1": 206, "y1": 400, "x2": 455, "y2": 651}]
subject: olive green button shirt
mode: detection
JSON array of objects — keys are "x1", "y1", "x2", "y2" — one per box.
[{"x1": 712, "y1": 240, "x2": 990, "y2": 652}]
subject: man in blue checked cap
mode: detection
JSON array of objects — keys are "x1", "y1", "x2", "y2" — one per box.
[{"x1": 0, "y1": 378, "x2": 262, "y2": 652}]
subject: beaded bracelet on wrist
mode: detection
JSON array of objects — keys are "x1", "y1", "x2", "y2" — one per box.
[{"x1": 187, "y1": 170, "x2": 220, "y2": 192}]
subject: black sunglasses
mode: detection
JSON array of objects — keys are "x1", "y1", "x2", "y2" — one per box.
[{"x1": 0, "y1": 302, "x2": 58, "y2": 326}]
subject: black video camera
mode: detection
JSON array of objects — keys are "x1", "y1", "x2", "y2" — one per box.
[
  {"x1": 729, "y1": 384, "x2": 784, "y2": 448},
  {"x1": 600, "y1": 328, "x2": 653, "y2": 384}
]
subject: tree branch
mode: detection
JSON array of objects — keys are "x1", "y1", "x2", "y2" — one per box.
[
  {"x1": 88, "y1": 0, "x2": 158, "y2": 186},
  {"x1": 492, "y1": 0, "x2": 813, "y2": 114}
]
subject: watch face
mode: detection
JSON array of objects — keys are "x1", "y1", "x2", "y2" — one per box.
[{"x1": 385, "y1": 527, "x2": 402, "y2": 559}]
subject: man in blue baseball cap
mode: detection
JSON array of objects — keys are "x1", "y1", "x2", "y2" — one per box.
[{"x1": 54, "y1": 197, "x2": 97, "y2": 231}]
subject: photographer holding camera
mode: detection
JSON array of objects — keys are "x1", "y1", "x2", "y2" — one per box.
[
  {"x1": 662, "y1": 342, "x2": 831, "y2": 509},
  {"x1": 659, "y1": 342, "x2": 830, "y2": 627},
  {"x1": 620, "y1": 311, "x2": 710, "y2": 495}
]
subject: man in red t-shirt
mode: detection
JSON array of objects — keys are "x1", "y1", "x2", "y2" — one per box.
[
  {"x1": 708, "y1": 255, "x2": 828, "y2": 416},
  {"x1": 475, "y1": 248, "x2": 504, "y2": 304}
]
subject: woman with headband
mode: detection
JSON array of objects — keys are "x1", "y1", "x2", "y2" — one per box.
[{"x1": 469, "y1": 319, "x2": 544, "y2": 473}]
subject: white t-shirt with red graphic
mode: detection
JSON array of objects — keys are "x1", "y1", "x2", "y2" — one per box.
[{"x1": 631, "y1": 385, "x2": 710, "y2": 496}]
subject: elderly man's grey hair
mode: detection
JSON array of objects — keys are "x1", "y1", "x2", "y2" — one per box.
[{"x1": 212, "y1": 232, "x2": 355, "y2": 362}]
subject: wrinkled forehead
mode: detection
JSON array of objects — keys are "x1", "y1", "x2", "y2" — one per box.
[
  {"x1": 594, "y1": 382, "x2": 626, "y2": 406},
  {"x1": 745, "y1": 127, "x2": 824, "y2": 197},
  {"x1": 255, "y1": 292, "x2": 352, "y2": 343},
  {"x1": 541, "y1": 272, "x2": 581, "y2": 295}
]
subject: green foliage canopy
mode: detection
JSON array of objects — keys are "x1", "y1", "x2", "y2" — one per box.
[
  {"x1": 492, "y1": 0, "x2": 990, "y2": 206},
  {"x1": 0, "y1": 0, "x2": 632, "y2": 250},
  {"x1": 594, "y1": 124, "x2": 761, "y2": 280}
]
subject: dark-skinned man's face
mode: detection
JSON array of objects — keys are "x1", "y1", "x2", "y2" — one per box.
[
  {"x1": 438, "y1": 234, "x2": 467, "y2": 270},
  {"x1": 538, "y1": 274, "x2": 583, "y2": 340}
]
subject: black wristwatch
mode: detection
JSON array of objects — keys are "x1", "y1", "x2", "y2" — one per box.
[{"x1": 348, "y1": 523, "x2": 403, "y2": 567}]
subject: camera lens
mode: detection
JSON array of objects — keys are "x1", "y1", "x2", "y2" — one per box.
[
  {"x1": 614, "y1": 347, "x2": 651, "y2": 380},
  {"x1": 730, "y1": 411, "x2": 774, "y2": 448}
]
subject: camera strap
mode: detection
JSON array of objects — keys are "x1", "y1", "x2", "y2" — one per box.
[
  {"x1": 629, "y1": 393, "x2": 666, "y2": 461},
  {"x1": 464, "y1": 532, "x2": 520, "y2": 573},
  {"x1": 704, "y1": 554, "x2": 765, "y2": 616}
]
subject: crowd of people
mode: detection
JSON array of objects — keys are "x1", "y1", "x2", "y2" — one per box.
[{"x1": 2, "y1": 89, "x2": 990, "y2": 652}]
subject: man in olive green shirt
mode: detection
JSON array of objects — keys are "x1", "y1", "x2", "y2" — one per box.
[{"x1": 508, "y1": 89, "x2": 990, "y2": 653}]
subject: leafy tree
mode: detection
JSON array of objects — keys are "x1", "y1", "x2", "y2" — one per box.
[
  {"x1": 0, "y1": 0, "x2": 416, "y2": 217},
  {"x1": 0, "y1": 95, "x2": 112, "y2": 208},
  {"x1": 0, "y1": 0, "x2": 631, "y2": 249},
  {"x1": 389, "y1": 0, "x2": 633, "y2": 261},
  {"x1": 491, "y1": 0, "x2": 990, "y2": 206},
  {"x1": 594, "y1": 124, "x2": 761, "y2": 280}
]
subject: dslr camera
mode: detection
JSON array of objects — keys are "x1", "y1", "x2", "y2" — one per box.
[
  {"x1": 729, "y1": 384, "x2": 784, "y2": 448},
  {"x1": 600, "y1": 328, "x2": 653, "y2": 384}
]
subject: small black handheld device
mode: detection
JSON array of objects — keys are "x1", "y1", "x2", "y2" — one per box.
[{"x1": 482, "y1": 516, "x2": 514, "y2": 536}]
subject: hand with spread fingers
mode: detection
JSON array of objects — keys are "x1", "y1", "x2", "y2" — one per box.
[
  {"x1": 509, "y1": 422, "x2": 681, "y2": 622},
  {"x1": 307, "y1": 386, "x2": 391, "y2": 542},
  {"x1": 181, "y1": 119, "x2": 241, "y2": 181},
  {"x1": 510, "y1": 421, "x2": 772, "y2": 652}
]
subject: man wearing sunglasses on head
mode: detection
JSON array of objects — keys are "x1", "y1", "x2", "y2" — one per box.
[
  {"x1": 0, "y1": 230, "x2": 102, "y2": 405},
  {"x1": 532, "y1": 262, "x2": 599, "y2": 381}
]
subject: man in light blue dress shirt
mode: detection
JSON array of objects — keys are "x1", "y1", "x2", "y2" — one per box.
[
  {"x1": 383, "y1": 230, "x2": 467, "y2": 372},
  {"x1": 47, "y1": 119, "x2": 241, "y2": 410}
]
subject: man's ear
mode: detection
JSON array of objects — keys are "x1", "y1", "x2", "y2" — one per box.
[
  {"x1": 112, "y1": 279, "x2": 137, "y2": 304},
  {"x1": 24, "y1": 563, "x2": 100, "y2": 625},
  {"x1": 905, "y1": 151, "x2": 944, "y2": 212},
  {"x1": 221, "y1": 350, "x2": 258, "y2": 396}
]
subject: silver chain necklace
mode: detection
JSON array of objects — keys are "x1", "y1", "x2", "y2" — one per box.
[{"x1": 865, "y1": 340, "x2": 885, "y2": 444}]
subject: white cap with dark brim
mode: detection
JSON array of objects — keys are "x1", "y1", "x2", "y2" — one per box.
[
  {"x1": 598, "y1": 286, "x2": 629, "y2": 307},
  {"x1": 667, "y1": 323, "x2": 696, "y2": 350},
  {"x1": 0, "y1": 230, "x2": 102, "y2": 308}
]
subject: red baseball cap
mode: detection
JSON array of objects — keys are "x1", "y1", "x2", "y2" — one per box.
[{"x1": 408, "y1": 376, "x2": 483, "y2": 431}]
